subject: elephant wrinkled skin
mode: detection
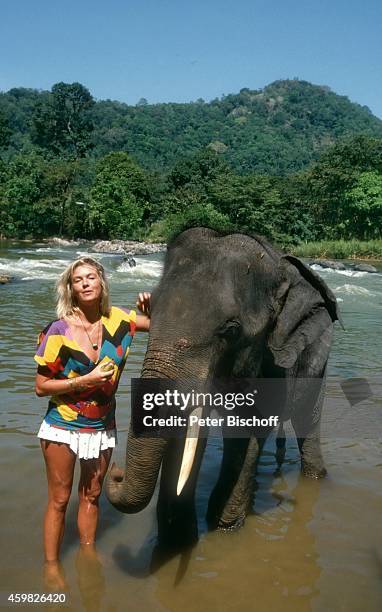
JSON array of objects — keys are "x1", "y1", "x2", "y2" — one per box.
[{"x1": 106, "y1": 227, "x2": 342, "y2": 547}]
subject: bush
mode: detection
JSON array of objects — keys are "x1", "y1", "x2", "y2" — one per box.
[
  {"x1": 146, "y1": 202, "x2": 233, "y2": 242},
  {"x1": 290, "y1": 239, "x2": 382, "y2": 259}
]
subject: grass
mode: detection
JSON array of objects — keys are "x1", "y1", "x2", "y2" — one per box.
[{"x1": 289, "y1": 239, "x2": 382, "y2": 260}]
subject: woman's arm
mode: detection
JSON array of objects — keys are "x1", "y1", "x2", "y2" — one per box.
[
  {"x1": 135, "y1": 292, "x2": 151, "y2": 332},
  {"x1": 35, "y1": 363, "x2": 114, "y2": 397}
]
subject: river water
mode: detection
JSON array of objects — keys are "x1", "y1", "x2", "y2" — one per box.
[{"x1": 0, "y1": 241, "x2": 381, "y2": 612}]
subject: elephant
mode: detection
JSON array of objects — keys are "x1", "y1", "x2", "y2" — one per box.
[{"x1": 106, "y1": 227, "x2": 343, "y2": 548}]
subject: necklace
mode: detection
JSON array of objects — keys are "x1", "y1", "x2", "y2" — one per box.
[{"x1": 77, "y1": 312, "x2": 102, "y2": 351}]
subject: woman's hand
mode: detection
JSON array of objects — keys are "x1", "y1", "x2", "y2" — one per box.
[
  {"x1": 136, "y1": 292, "x2": 151, "y2": 316},
  {"x1": 135, "y1": 292, "x2": 151, "y2": 332},
  {"x1": 83, "y1": 362, "x2": 114, "y2": 388}
]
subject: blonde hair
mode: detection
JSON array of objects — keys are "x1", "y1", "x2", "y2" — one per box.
[{"x1": 56, "y1": 257, "x2": 111, "y2": 319}]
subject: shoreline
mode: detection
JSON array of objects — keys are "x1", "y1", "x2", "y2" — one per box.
[
  {"x1": 0, "y1": 236, "x2": 166, "y2": 255},
  {"x1": 1, "y1": 236, "x2": 381, "y2": 261},
  {"x1": 288, "y1": 239, "x2": 382, "y2": 262},
  {"x1": 300, "y1": 254, "x2": 382, "y2": 262}
]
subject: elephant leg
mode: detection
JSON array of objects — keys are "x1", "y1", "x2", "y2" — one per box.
[
  {"x1": 295, "y1": 432, "x2": 326, "y2": 478},
  {"x1": 156, "y1": 435, "x2": 207, "y2": 551},
  {"x1": 291, "y1": 369, "x2": 327, "y2": 479},
  {"x1": 207, "y1": 436, "x2": 260, "y2": 531}
]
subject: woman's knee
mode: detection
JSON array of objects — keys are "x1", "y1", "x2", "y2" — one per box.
[
  {"x1": 50, "y1": 486, "x2": 72, "y2": 513},
  {"x1": 78, "y1": 480, "x2": 102, "y2": 506},
  {"x1": 78, "y1": 452, "x2": 111, "y2": 505}
]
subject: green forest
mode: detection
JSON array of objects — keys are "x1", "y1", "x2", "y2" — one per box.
[{"x1": 0, "y1": 80, "x2": 381, "y2": 250}]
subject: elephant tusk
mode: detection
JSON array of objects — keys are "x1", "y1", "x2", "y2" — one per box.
[{"x1": 176, "y1": 406, "x2": 203, "y2": 496}]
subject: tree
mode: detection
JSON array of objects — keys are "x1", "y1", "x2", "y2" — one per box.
[
  {"x1": 209, "y1": 172, "x2": 285, "y2": 241},
  {"x1": 306, "y1": 135, "x2": 382, "y2": 238},
  {"x1": 31, "y1": 82, "x2": 95, "y2": 158},
  {"x1": 275, "y1": 172, "x2": 318, "y2": 244},
  {"x1": 0, "y1": 153, "x2": 93, "y2": 238},
  {"x1": 40, "y1": 159, "x2": 85, "y2": 237},
  {"x1": 343, "y1": 171, "x2": 382, "y2": 239},
  {"x1": 147, "y1": 200, "x2": 232, "y2": 242},
  {"x1": 89, "y1": 152, "x2": 150, "y2": 239},
  {"x1": 0, "y1": 110, "x2": 11, "y2": 149},
  {"x1": 1, "y1": 153, "x2": 53, "y2": 237},
  {"x1": 168, "y1": 149, "x2": 229, "y2": 192}
]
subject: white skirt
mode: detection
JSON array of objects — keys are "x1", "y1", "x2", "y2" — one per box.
[{"x1": 37, "y1": 420, "x2": 117, "y2": 459}]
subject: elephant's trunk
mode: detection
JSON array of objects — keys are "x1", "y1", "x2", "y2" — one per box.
[
  {"x1": 105, "y1": 347, "x2": 174, "y2": 513},
  {"x1": 105, "y1": 433, "x2": 167, "y2": 513},
  {"x1": 105, "y1": 341, "x2": 209, "y2": 513}
]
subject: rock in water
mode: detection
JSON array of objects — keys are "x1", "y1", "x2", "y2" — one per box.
[
  {"x1": 351, "y1": 263, "x2": 378, "y2": 273},
  {"x1": 0, "y1": 274, "x2": 12, "y2": 284},
  {"x1": 311, "y1": 259, "x2": 346, "y2": 270},
  {"x1": 91, "y1": 241, "x2": 126, "y2": 254},
  {"x1": 123, "y1": 256, "x2": 136, "y2": 267},
  {"x1": 309, "y1": 259, "x2": 378, "y2": 274},
  {"x1": 48, "y1": 237, "x2": 81, "y2": 246},
  {"x1": 91, "y1": 240, "x2": 166, "y2": 255}
]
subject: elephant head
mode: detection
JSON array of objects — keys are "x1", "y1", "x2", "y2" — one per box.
[{"x1": 106, "y1": 228, "x2": 342, "y2": 532}]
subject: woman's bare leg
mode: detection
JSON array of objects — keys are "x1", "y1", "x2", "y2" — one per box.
[
  {"x1": 40, "y1": 439, "x2": 76, "y2": 562},
  {"x1": 77, "y1": 448, "x2": 113, "y2": 545}
]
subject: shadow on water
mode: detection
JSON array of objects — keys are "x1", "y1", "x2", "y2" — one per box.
[
  {"x1": 110, "y1": 436, "x2": 318, "y2": 585},
  {"x1": 141, "y1": 470, "x2": 323, "y2": 612}
]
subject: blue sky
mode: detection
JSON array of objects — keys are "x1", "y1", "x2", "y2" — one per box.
[{"x1": 1, "y1": 0, "x2": 381, "y2": 117}]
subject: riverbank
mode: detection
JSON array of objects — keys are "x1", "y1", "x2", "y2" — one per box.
[
  {"x1": 0, "y1": 236, "x2": 167, "y2": 255},
  {"x1": 289, "y1": 239, "x2": 382, "y2": 260},
  {"x1": 2, "y1": 235, "x2": 381, "y2": 260}
]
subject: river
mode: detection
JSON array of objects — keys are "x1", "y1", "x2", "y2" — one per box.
[{"x1": 0, "y1": 241, "x2": 381, "y2": 612}]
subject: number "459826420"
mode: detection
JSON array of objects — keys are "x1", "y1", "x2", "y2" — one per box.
[{"x1": 7, "y1": 593, "x2": 66, "y2": 604}]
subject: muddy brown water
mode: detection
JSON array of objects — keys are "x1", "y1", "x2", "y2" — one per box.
[{"x1": 0, "y1": 243, "x2": 381, "y2": 611}]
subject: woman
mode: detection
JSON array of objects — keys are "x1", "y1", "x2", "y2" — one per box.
[{"x1": 34, "y1": 256, "x2": 151, "y2": 570}]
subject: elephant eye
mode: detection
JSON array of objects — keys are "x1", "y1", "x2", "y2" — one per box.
[{"x1": 217, "y1": 320, "x2": 242, "y2": 341}]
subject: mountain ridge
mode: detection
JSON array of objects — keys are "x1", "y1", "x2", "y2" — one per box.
[{"x1": 1, "y1": 79, "x2": 382, "y2": 175}]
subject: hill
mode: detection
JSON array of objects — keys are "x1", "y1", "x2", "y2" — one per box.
[{"x1": 1, "y1": 79, "x2": 382, "y2": 174}]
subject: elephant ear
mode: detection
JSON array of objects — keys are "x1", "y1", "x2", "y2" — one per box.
[{"x1": 267, "y1": 255, "x2": 344, "y2": 369}]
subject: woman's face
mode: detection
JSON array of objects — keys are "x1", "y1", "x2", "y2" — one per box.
[{"x1": 71, "y1": 264, "x2": 102, "y2": 308}]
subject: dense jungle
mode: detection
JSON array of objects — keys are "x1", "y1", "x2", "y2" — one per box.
[{"x1": 0, "y1": 79, "x2": 381, "y2": 253}]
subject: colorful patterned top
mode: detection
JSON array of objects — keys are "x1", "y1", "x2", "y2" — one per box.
[{"x1": 34, "y1": 306, "x2": 136, "y2": 432}]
